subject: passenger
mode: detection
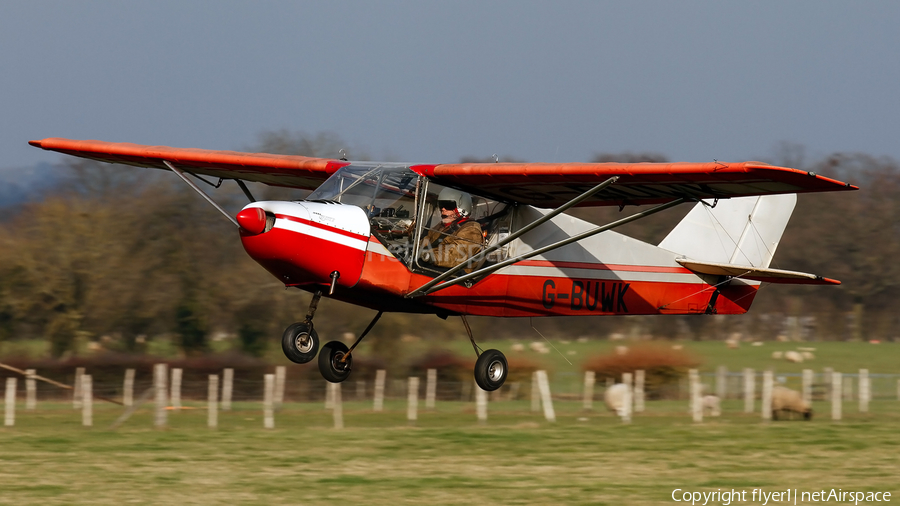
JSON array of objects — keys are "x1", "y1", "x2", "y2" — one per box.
[{"x1": 420, "y1": 188, "x2": 483, "y2": 269}]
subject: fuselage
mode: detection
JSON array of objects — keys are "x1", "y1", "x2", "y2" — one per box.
[{"x1": 236, "y1": 165, "x2": 758, "y2": 318}]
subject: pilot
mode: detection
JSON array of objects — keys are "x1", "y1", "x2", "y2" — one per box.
[{"x1": 420, "y1": 188, "x2": 483, "y2": 269}]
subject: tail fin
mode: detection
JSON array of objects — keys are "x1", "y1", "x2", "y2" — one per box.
[{"x1": 658, "y1": 194, "x2": 796, "y2": 268}]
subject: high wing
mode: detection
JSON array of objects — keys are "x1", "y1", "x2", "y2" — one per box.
[
  {"x1": 30, "y1": 138, "x2": 857, "y2": 205},
  {"x1": 29, "y1": 138, "x2": 349, "y2": 191},
  {"x1": 413, "y1": 161, "x2": 857, "y2": 207}
]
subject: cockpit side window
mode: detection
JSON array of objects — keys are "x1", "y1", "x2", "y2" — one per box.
[{"x1": 413, "y1": 181, "x2": 513, "y2": 275}]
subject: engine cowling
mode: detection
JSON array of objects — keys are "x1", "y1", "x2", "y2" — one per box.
[{"x1": 238, "y1": 200, "x2": 370, "y2": 288}]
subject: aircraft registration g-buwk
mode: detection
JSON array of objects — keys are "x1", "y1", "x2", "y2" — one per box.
[{"x1": 30, "y1": 138, "x2": 857, "y2": 391}]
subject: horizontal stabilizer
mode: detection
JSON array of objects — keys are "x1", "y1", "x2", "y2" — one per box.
[{"x1": 676, "y1": 259, "x2": 840, "y2": 285}]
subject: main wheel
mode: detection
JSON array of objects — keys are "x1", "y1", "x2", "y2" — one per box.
[
  {"x1": 281, "y1": 322, "x2": 319, "y2": 364},
  {"x1": 318, "y1": 340, "x2": 352, "y2": 383},
  {"x1": 474, "y1": 349, "x2": 508, "y2": 392}
]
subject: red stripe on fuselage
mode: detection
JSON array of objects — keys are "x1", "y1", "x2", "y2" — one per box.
[{"x1": 275, "y1": 214, "x2": 369, "y2": 242}]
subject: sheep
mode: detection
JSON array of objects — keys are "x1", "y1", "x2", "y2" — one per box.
[
  {"x1": 701, "y1": 395, "x2": 721, "y2": 417},
  {"x1": 604, "y1": 383, "x2": 629, "y2": 416},
  {"x1": 784, "y1": 350, "x2": 804, "y2": 363},
  {"x1": 771, "y1": 385, "x2": 812, "y2": 420}
]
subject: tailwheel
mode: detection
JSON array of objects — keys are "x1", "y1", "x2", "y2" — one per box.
[
  {"x1": 474, "y1": 349, "x2": 508, "y2": 392},
  {"x1": 281, "y1": 322, "x2": 319, "y2": 364},
  {"x1": 318, "y1": 340, "x2": 352, "y2": 383}
]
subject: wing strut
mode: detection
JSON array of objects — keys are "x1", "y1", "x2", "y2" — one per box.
[
  {"x1": 163, "y1": 160, "x2": 239, "y2": 228},
  {"x1": 407, "y1": 196, "x2": 687, "y2": 298},
  {"x1": 407, "y1": 177, "x2": 619, "y2": 298}
]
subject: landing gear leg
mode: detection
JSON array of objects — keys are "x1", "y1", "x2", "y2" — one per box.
[
  {"x1": 281, "y1": 290, "x2": 323, "y2": 364},
  {"x1": 462, "y1": 315, "x2": 508, "y2": 392},
  {"x1": 318, "y1": 311, "x2": 383, "y2": 383}
]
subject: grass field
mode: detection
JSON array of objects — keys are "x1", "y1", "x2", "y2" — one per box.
[
  {"x1": 1, "y1": 340, "x2": 897, "y2": 504},
  {"x1": 1, "y1": 397, "x2": 899, "y2": 505}
]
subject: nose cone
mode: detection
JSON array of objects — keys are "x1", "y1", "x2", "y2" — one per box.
[{"x1": 236, "y1": 207, "x2": 267, "y2": 235}]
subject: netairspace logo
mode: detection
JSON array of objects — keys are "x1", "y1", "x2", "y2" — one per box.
[{"x1": 671, "y1": 488, "x2": 892, "y2": 506}]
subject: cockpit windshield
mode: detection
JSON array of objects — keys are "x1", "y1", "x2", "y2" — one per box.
[{"x1": 307, "y1": 164, "x2": 419, "y2": 259}]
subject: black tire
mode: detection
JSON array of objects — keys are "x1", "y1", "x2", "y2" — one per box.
[
  {"x1": 281, "y1": 322, "x2": 319, "y2": 364},
  {"x1": 318, "y1": 340, "x2": 352, "y2": 383},
  {"x1": 474, "y1": 349, "x2": 508, "y2": 392}
]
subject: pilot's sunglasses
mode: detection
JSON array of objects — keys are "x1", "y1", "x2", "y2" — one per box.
[{"x1": 439, "y1": 200, "x2": 457, "y2": 210}]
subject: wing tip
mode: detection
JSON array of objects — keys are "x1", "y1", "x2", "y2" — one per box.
[{"x1": 28, "y1": 139, "x2": 43, "y2": 148}]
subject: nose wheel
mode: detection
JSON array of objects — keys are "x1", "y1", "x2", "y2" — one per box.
[
  {"x1": 281, "y1": 289, "x2": 325, "y2": 364},
  {"x1": 281, "y1": 322, "x2": 319, "y2": 364}
]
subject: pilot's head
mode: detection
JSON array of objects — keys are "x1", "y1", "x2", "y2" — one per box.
[{"x1": 437, "y1": 188, "x2": 473, "y2": 224}]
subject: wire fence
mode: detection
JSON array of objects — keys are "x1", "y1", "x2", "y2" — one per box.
[{"x1": 5, "y1": 366, "x2": 900, "y2": 408}]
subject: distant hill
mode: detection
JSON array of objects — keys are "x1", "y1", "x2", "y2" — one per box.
[{"x1": 0, "y1": 162, "x2": 70, "y2": 209}]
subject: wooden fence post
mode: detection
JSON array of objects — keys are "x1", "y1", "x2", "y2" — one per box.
[
  {"x1": 4, "y1": 377, "x2": 16, "y2": 427},
  {"x1": 263, "y1": 374, "x2": 275, "y2": 429},
  {"x1": 25, "y1": 369, "x2": 36, "y2": 410},
  {"x1": 823, "y1": 367, "x2": 834, "y2": 400},
  {"x1": 170, "y1": 368, "x2": 182, "y2": 412},
  {"x1": 475, "y1": 382, "x2": 488, "y2": 424},
  {"x1": 622, "y1": 372, "x2": 633, "y2": 423},
  {"x1": 222, "y1": 368, "x2": 234, "y2": 411},
  {"x1": 744, "y1": 368, "x2": 755, "y2": 413},
  {"x1": 373, "y1": 369, "x2": 386, "y2": 412},
  {"x1": 123, "y1": 368, "x2": 135, "y2": 408},
  {"x1": 82, "y1": 375, "x2": 92, "y2": 427},
  {"x1": 689, "y1": 369, "x2": 702, "y2": 423},
  {"x1": 761, "y1": 370, "x2": 773, "y2": 421},
  {"x1": 208, "y1": 375, "x2": 218, "y2": 429},
  {"x1": 154, "y1": 363, "x2": 167, "y2": 428},
  {"x1": 802, "y1": 369, "x2": 813, "y2": 407},
  {"x1": 425, "y1": 369, "x2": 437, "y2": 410},
  {"x1": 832, "y1": 372, "x2": 842, "y2": 421},
  {"x1": 859, "y1": 369, "x2": 869, "y2": 413},
  {"x1": 332, "y1": 383, "x2": 343, "y2": 429},
  {"x1": 716, "y1": 366, "x2": 727, "y2": 400},
  {"x1": 73, "y1": 367, "x2": 85, "y2": 409},
  {"x1": 325, "y1": 380, "x2": 335, "y2": 409},
  {"x1": 582, "y1": 371, "x2": 595, "y2": 411},
  {"x1": 536, "y1": 370, "x2": 556, "y2": 422},
  {"x1": 407, "y1": 377, "x2": 419, "y2": 423},
  {"x1": 843, "y1": 375, "x2": 854, "y2": 401},
  {"x1": 635, "y1": 370, "x2": 645, "y2": 413},
  {"x1": 274, "y1": 366, "x2": 286, "y2": 409}
]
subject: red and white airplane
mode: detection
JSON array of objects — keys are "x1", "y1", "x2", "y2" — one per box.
[{"x1": 30, "y1": 138, "x2": 857, "y2": 390}]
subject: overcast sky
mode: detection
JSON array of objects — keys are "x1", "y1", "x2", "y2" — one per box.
[{"x1": 3, "y1": 1, "x2": 899, "y2": 172}]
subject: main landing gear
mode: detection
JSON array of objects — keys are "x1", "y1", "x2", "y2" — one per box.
[
  {"x1": 282, "y1": 294, "x2": 508, "y2": 391},
  {"x1": 463, "y1": 315, "x2": 508, "y2": 392}
]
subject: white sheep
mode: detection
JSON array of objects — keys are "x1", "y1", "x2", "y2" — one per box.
[
  {"x1": 604, "y1": 383, "x2": 629, "y2": 416},
  {"x1": 784, "y1": 350, "x2": 804, "y2": 363},
  {"x1": 771, "y1": 385, "x2": 812, "y2": 420},
  {"x1": 701, "y1": 395, "x2": 721, "y2": 417}
]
